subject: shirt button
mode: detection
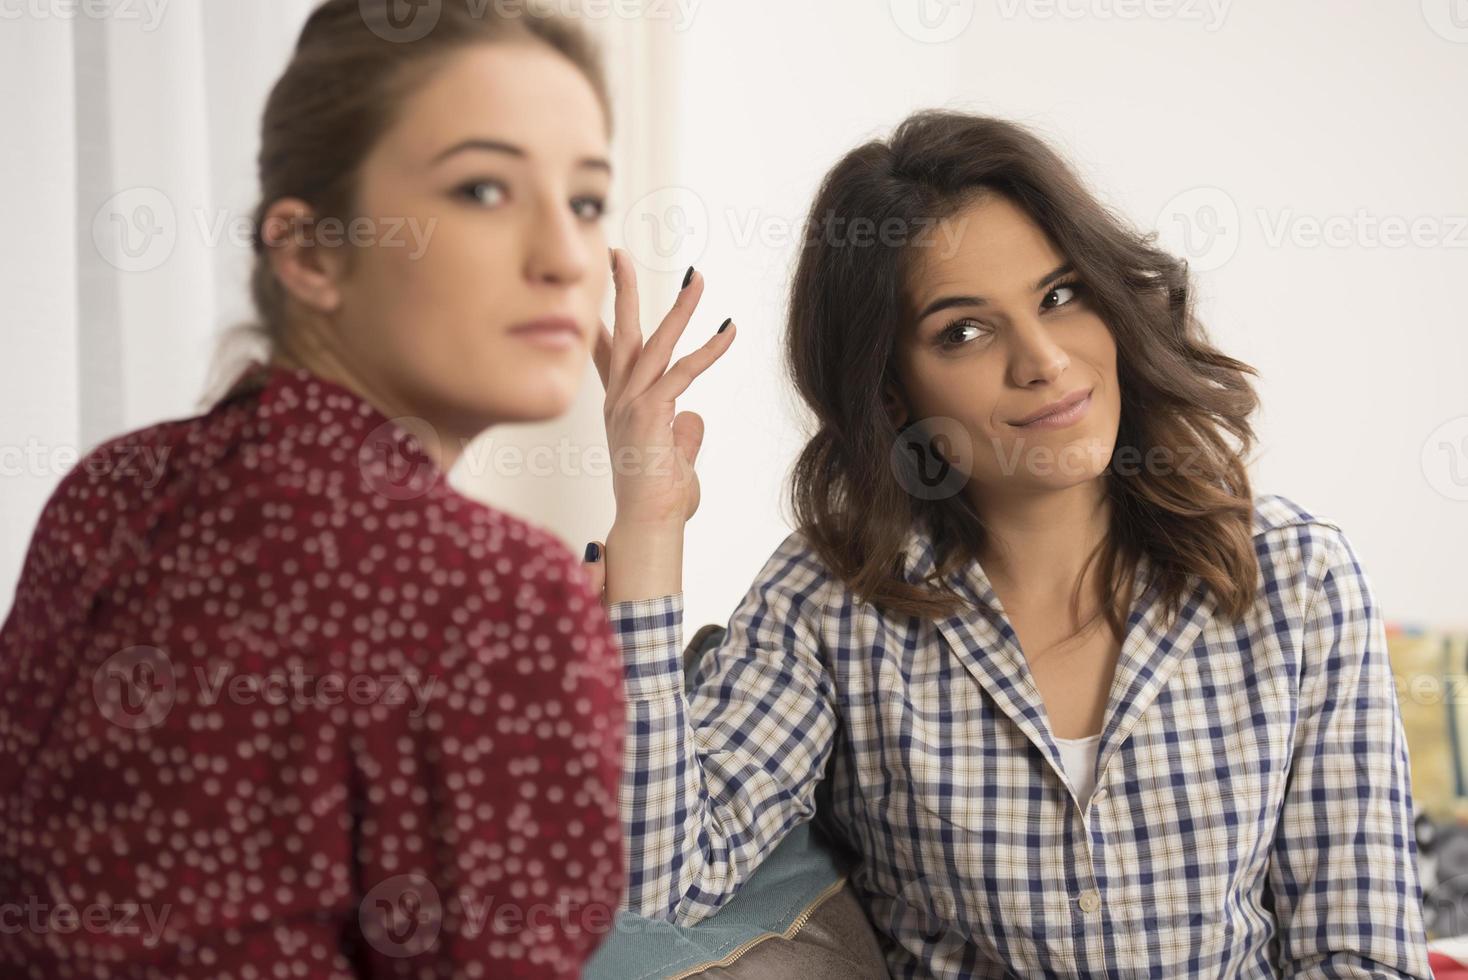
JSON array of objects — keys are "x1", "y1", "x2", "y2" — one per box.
[
  {"x1": 1078, "y1": 890, "x2": 1102, "y2": 913},
  {"x1": 1092, "y1": 787, "x2": 1108, "y2": 802}
]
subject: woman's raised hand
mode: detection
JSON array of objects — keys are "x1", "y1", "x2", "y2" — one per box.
[{"x1": 579, "y1": 248, "x2": 736, "y2": 605}]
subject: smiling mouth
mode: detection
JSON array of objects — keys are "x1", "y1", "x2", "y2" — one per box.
[{"x1": 1010, "y1": 389, "x2": 1094, "y2": 429}]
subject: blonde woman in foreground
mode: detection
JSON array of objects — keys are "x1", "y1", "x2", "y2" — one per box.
[{"x1": 0, "y1": 2, "x2": 737, "y2": 976}]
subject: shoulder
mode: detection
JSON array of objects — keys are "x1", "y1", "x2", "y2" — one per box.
[
  {"x1": 762, "y1": 527, "x2": 841, "y2": 597},
  {"x1": 55, "y1": 417, "x2": 185, "y2": 500},
  {"x1": 317, "y1": 493, "x2": 614, "y2": 685},
  {"x1": 723, "y1": 528, "x2": 845, "y2": 637},
  {"x1": 441, "y1": 497, "x2": 597, "y2": 603},
  {"x1": 1251, "y1": 491, "x2": 1342, "y2": 540},
  {"x1": 206, "y1": 438, "x2": 603, "y2": 642},
  {"x1": 27, "y1": 414, "x2": 195, "y2": 558},
  {"x1": 1252, "y1": 491, "x2": 1351, "y2": 556},
  {"x1": 363, "y1": 487, "x2": 601, "y2": 613},
  {"x1": 1249, "y1": 491, "x2": 1368, "y2": 609}
]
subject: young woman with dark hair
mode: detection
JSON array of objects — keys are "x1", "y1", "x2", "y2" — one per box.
[{"x1": 584, "y1": 111, "x2": 1432, "y2": 978}]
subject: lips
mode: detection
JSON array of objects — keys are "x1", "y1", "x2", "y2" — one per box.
[
  {"x1": 509, "y1": 316, "x2": 583, "y2": 339},
  {"x1": 1011, "y1": 387, "x2": 1093, "y2": 426}
]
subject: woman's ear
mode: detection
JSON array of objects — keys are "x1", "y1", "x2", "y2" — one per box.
[
  {"x1": 260, "y1": 197, "x2": 345, "y2": 317},
  {"x1": 883, "y1": 380, "x2": 909, "y2": 429}
]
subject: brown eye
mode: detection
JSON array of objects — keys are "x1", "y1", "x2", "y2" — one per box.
[
  {"x1": 937, "y1": 320, "x2": 989, "y2": 349},
  {"x1": 571, "y1": 197, "x2": 607, "y2": 221},
  {"x1": 1043, "y1": 281, "x2": 1086, "y2": 310},
  {"x1": 458, "y1": 180, "x2": 507, "y2": 207}
]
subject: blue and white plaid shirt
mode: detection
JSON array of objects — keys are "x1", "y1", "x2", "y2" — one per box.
[{"x1": 607, "y1": 493, "x2": 1432, "y2": 978}]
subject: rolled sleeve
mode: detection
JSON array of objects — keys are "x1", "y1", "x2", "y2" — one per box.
[{"x1": 607, "y1": 593, "x2": 685, "y2": 697}]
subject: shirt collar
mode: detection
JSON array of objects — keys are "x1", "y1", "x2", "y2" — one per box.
[
  {"x1": 896, "y1": 516, "x2": 1003, "y2": 612},
  {"x1": 896, "y1": 513, "x2": 1158, "y2": 617}
]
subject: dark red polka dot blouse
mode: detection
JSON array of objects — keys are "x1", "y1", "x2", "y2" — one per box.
[{"x1": 0, "y1": 361, "x2": 627, "y2": 978}]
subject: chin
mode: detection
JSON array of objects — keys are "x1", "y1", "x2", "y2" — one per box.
[
  {"x1": 498, "y1": 384, "x2": 578, "y2": 424},
  {"x1": 999, "y1": 429, "x2": 1113, "y2": 486}
]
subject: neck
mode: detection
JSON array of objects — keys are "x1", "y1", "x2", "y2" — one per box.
[
  {"x1": 270, "y1": 336, "x2": 463, "y2": 475},
  {"x1": 970, "y1": 478, "x2": 1111, "y2": 617}
]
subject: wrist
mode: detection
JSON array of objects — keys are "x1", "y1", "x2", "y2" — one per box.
[
  {"x1": 607, "y1": 510, "x2": 687, "y2": 531},
  {"x1": 604, "y1": 522, "x2": 684, "y2": 605}
]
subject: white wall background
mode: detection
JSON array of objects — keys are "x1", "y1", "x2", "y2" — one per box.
[{"x1": 2, "y1": 0, "x2": 1465, "y2": 635}]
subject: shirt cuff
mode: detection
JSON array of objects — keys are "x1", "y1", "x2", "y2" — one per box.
[{"x1": 606, "y1": 593, "x2": 685, "y2": 696}]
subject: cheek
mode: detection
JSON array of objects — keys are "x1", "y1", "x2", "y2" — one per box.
[
  {"x1": 1084, "y1": 317, "x2": 1119, "y2": 371},
  {"x1": 906, "y1": 358, "x2": 1007, "y2": 434},
  {"x1": 337, "y1": 250, "x2": 430, "y2": 345},
  {"x1": 358, "y1": 220, "x2": 503, "y2": 315},
  {"x1": 1092, "y1": 330, "x2": 1122, "y2": 415}
]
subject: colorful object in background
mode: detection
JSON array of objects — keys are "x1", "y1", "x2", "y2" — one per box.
[
  {"x1": 1386, "y1": 625, "x2": 1468, "y2": 941},
  {"x1": 1430, "y1": 937, "x2": 1468, "y2": 977}
]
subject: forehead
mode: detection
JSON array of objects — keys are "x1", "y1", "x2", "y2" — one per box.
[
  {"x1": 376, "y1": 41, "x2": 609, "y2": 169},
  {"x1": 908, "y1": 194, "x2": 1062, "y2": 298}
]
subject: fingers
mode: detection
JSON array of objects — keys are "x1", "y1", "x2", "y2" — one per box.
[
  {"x1": 581, "y1": 539, "x2": 606, "y2": 606},
  {"x1": 625, "y1": 266, "x2": 706, "y2": 398},
  {"x1": 593, "y1": 319, "x2": 613, "y2": 391},
  {"x1": 607, "y1": 248, "x2": 641, "y2": 404},
  {"x1": 646, "y1": 319, "x2": 736, "y2": 404}
]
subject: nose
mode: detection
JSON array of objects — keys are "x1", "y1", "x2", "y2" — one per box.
[
  {"x1": 1006, "y1": 315, "x2": 1069, "y2": 388},
  {"x1": 524, "y1": 192, "x2": 590, "y2": 287}
]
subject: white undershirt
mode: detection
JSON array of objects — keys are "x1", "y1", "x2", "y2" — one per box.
[{"x1": 1054, "y1": 733, "x2": 1101, "y2": 806}]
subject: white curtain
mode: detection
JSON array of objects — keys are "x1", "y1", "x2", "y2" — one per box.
[{"x1": 0, "y1": 1, "x2": 679, "y2": 608}]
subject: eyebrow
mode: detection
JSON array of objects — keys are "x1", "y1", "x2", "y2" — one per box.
[
  {"x1": 914, "y1": 262, "x2": 1075, "y2": 323},
  {"x1": 430, "y1": 138, "x2": 611, "y2": 174}
]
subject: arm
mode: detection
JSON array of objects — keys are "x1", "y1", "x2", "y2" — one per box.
[
  {"x1": 607, "y1": 529, "x2": 840, "y2": 926},
  {"x1": 1267, "y1": 525, "x2": 1432, "y2": 979},
  {"x1": 586, "y1": 252, "x2": 834, "y2": 924}
]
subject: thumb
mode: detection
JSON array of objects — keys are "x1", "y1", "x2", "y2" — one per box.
[
  {"x1": 671, "y1": 410, "x2": 706, "y2": 470},
  {"x1": 581, "y1": 539, "x2": 607, "y2": 605}
]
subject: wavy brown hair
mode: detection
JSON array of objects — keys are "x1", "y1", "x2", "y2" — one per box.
[
  {"x1": 785, "y1": 110, "x2": 1261, "y2": 637},
  {"x1": 202, "y1": 0, "x2": 610, "y2": 409}
]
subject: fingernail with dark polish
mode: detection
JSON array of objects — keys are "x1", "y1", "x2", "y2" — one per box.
[
  {"x1": 682, "y1": 266, "x2": 695, "y2": 290},
  {"x1": 584, "y1": 541, "x2": 601, "y2": 562},
  {"x1": 718, "y1": 317, "x2": 732, "y2": 334}
]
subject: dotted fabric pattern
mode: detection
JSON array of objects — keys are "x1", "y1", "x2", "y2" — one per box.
[{"x1": 0, "y1": 361, "x2": 627, "y2": 978}]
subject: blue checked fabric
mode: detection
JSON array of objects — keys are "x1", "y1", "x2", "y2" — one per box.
[{"x1": 607, "y1": 493, "x2": 1432, "y2": 978}]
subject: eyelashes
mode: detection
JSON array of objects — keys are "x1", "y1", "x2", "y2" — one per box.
[
  {"x1": 935, "y1": 318, "x2": 988, "y2": 350},
  {"x1": 457, "y1": 179, "x2": 507, "y2": 207},
  {"x1": 570, "y1": 196, "x2": 608, "y2": 221},
  {"x1": 933, "y1": 280, "x2": 1088, "y2": 350},
  {"x1": 1044, "y1": 280, "x2": 1086, "y2": 308},
  {"x1": 455, "y1": 179, "x2": 608, "y2": 222}
]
